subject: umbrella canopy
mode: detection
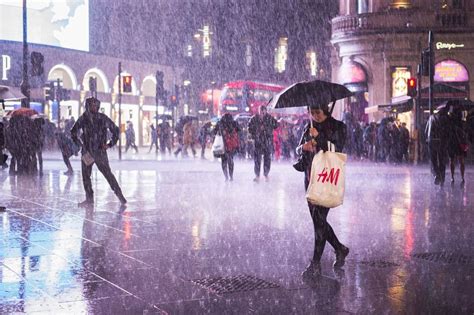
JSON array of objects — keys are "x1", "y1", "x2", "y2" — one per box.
[
  {"x1": 443, "y1": 99, "x2": 474, "y2": 111},
  {"x1": 154, "y1": 114, "x2": 172, "y2": 120},
  {"x1": 0, "y1": 85, "x2": 26, "y2": 101},
  {"x1": 8, "y1": 108, "x2": 39, "y2": 118},
  {"x1": 268, "y1": 80, "x2": 353, "y2": 109}
]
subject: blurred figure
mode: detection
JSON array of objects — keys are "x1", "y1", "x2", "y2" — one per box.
[
  {"x1": 0, "y1": 117, "x2": 7, "y2": 170},
  {"x1": 199, "y1": 121, "x2": 212, "y2": 159},
  {"x1": 125, "y1": 121, "x2": 138, "y2": 153},
  {"x1": 363, "y1": 122, "x2": 377, "y2": 161},
  {"x1": 214, "y1": 113, "x2": 240, "y2": 181},
  {"x1": 183, "y1": 120, "x2": 197, "y2": 157},
  {"x1": 248, "y1": 105, "x2": 278, "y2": 182},
  {"x1": 148, "y1": 124, "x2": 159, "y2": 153},
  {"x1": 71, "y1": 97, "x2": 127, "y2": 207},
  {"x1": 399, "y1": 122, "x2": 410, "y2": 163},
  {"x1": 448, "y1": 107, "x2": 468, "y2": 185},
  {"x1": 425, "y1": 106, "x2": 450, "y2": 185},
  {"x1": 159, "y1": 120, "x2": 172, "y2": 154},
  {"x1": 56, "y1": 125, "x2": 77, "y2": 175}
]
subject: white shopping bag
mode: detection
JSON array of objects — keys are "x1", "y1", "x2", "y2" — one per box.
[
  {"x1": 81, "y1": 151, "x2": 95, "y2": 166},
  {"x1": 212, "y1": 134, "x2": 225, "y2": 156},
  {"x1": 306, "y1": 142, "x2": 347, "y2": 208}
]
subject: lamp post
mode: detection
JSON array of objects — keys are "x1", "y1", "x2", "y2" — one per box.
[{"x1": 20, "y1": 0, "x2": 30, "y2": 108}]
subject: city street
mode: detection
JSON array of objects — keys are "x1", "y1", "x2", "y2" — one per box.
[{"x1": 1, "y1": 156, "x2": 473, "y2": 314}]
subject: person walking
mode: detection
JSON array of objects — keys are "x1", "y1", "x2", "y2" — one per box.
[
  {"x1": 183, "y1": 120, "x2": 198, "y2": 157},
  {"x1": 125, "y1": 122, "x2": 139, "y2": 153},
  {"x1": 199, "y1": 121, "x2": 212, "y2": 159},
  {"x1": 399, "y1": 122, "x2": 410, "y2": 163},
  {"x1": 425, "y1": 105, "x2": 450, "y2": 186},
  {"x1": 248, "y1": 105, "x2": 278, "y2": 182},
  {"x1": 159, "y1": 120, "x2": 172, "y2": 154},
  {"x1": 56, "y1": 127, "x2": 76, "y2": 175},
  {"x1": 214, "y1": 113, "x2": 240, "y2": 181},
  {"x1": 148, "y1": 124, "x2": 159, "y2": 153},
  {"x1": 71, "y1": 97, "x2": 127, "y2": 207},
  {"x1": 448, "y1": 107, "x2": 468, "y2": 185},
  {"x1": 296, "y1": 103, "x2": 349, "y2": 278}
]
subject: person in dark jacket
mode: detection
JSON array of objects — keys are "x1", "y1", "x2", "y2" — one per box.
[
  {"x1": 214, "y1": 113, "x2": 241, "y2": 181},
  {"x1": 295, "y1": 103, "x2": 349, "y2": 278},
  {"x1": 425, "y1": 106, "x2": 450, "y2": 185},
  {"x1": 199, "y1": 121, "x2": 212, "y2": 159},
  {"x1": 447, "y1": 107, "x2": 468, "y2": 185},
  {"x1": 125, "y1": 122, "x2": 138, "y2": 153},
  {"x1": 248, "y1": 105, "x2": 278, "y2": 182},
  {"x1": 148, "y1": 124, "x2": 159, "y2": 153},
  {"x1": 71, "y1": 97, "x2": 127, "y2": 207}
]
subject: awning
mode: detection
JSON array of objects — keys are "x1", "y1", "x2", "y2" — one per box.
[{"x1": 365, "y1": 96, "x2": 413, "y2": 114}]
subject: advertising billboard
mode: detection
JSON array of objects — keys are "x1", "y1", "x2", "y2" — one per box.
[{"x1": 0, "y1": 0, "x2": 89, "y2": 51}]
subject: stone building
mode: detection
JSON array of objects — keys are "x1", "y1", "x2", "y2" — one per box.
[{"x1": 330, "y1": 0, "x2": 474, "y2": 132}]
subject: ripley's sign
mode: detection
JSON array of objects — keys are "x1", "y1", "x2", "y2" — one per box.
[
  {"x1": 1, "y1": 54, "x2": 11, "y2": 80},
  {"x1": 436, "y1": 42, "x2": 465, "y2": 50}
]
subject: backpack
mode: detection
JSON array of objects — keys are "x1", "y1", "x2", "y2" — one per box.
[{"x1": 223, "y1": 128, "x2": 239, "y2": 152}]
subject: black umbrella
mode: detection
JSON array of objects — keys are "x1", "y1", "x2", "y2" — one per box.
[{"x1": 268, "y1": 80, "x2": 353, "y2": 111}]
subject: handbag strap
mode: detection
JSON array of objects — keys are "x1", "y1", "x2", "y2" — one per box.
[{"x1": 327, "y1": 141, "x2": 335, "y2": 152}]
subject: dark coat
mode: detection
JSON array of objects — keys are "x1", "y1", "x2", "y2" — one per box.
[
  {"x1": 296, "y1": 117, "x2": 346, "y2": 190},
  {"x1": 248, "y1": 113, "x2": 278, "y2": 151},
  {"x1": 71, "y1": 112, "x2": 119, "y2": 154}
]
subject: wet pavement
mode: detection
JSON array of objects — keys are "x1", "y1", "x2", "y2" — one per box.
[{"x1": 1, "y1": 155, "x2": 473, "y2": 314}]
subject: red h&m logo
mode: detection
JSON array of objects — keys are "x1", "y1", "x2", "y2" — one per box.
[{"x1": 317, "y1": 167, "x2": 340, "y2": 185}]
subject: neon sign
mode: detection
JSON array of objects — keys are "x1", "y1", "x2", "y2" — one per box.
[
  {"x1": 436, "y1": 42, "x2": 465, "y2": 50},
  {"x1": 434, "y1": 60, "x2": 469, "y2": 82}
]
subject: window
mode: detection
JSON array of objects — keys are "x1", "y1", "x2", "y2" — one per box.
[
  {"x1": 274, "y1": 37, "x2": 288, "y2": 73},
  {"x1": 357, "y1": 0, "x2": 369, "y2": 14}
]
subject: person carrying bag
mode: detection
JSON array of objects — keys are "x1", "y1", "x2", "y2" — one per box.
[
  {"x1": 295, "y1": 103, "x2": 349, "y2": 279},
  {"x1": 306, "y1": 141, "x2": 347, "y2": 208}
]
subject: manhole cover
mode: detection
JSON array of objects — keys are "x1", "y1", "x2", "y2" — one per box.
[
  {"x1": 359, "y1": 260, "x2": 400, "y2": 268},
  {"x1": 191, "y1": 274, "x2": 279, "y2": 294},
  {"x1": 412, "y1": 252, "x2": 474, "y2": 264}
]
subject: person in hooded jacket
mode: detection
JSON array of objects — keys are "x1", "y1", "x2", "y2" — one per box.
[
  {"x1": 71, "y1": 97, "x2": 127, "y2": 207},
  {"x1": 295, "y1": 103, "x2": 349, "y2": 278},
  {"x1": 214, "y1": 113, "x2": 241, "y2": 181}
]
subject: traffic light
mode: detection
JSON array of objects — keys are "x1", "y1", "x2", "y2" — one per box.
[
  {"x1": 122, "y1": 75, "x2": 132, "y2": 93},
  {"x1": 155, "y1": 71, "x2": 164, "y2": 100},
  {"x1": 407, "y1": 77, "x2": 417, "y2": 97},
  {"x1": 31, "y1": 51, "x2": 44, "y2": 76},
  {"x1": 43, "y1": 82, "x2": 55, "y2": 101}
]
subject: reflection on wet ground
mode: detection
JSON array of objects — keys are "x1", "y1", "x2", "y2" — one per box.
[{"x1": 1, "y1": 159, "x2": 473, "y2": 313}]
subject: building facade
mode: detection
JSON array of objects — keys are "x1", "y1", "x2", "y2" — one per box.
[
  {"x1": 330, "y1": 0, "x2": 474, "y2": 132},
  {"x1": 0, "y1": 0, "x2": 183, "y2": 146}
]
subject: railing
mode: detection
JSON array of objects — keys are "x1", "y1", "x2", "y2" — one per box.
[{"x1": 332, "y1": 9, "x2": 472, "y2": 38}]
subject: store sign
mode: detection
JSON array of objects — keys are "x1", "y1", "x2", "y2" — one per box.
[
  {"x1": 436, "y1": 42, "x2": 465, "y2": 50},
  {"x1": 434, "y1": 60, "x2": 469, "y2": 82},
  {"x1": 202, "y1": 25, "x2": 211, "y2": 57},
  {"x1": 391, "y1": 67, "x2": 411, "y2": 98},
  {"x1": 1, "y1": 54, "x2": 11, "y2": 80}
]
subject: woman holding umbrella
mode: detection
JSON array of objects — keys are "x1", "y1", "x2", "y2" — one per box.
[
  {"x1": 270, "y1": 80, "x2": 353, "y2": 277},
  {"x1": 296, "y1": 103, "x2": 349, "y2": 277}
]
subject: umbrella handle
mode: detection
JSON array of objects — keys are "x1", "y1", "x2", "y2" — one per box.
[{"x1": 329, "y1": 101, "x2": 336, "y2": 116}]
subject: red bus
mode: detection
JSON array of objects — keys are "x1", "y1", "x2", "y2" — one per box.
[{"x1": 219, "y1": 81, "x2": 285, "y2": 115}]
